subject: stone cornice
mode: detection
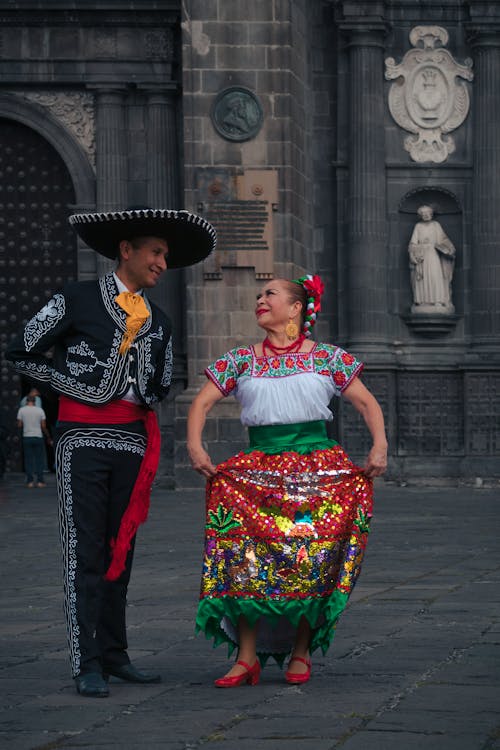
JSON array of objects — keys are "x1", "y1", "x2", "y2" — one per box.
[
  {"x1": 338, "y1": 20, "x2": 390, "y2": 48},
  {"x1": 466, "y1": 28, "x2": 500, "y2": 48},
  {"x1": 0, "y1": 7, "x2": 179, "y2": 27}
]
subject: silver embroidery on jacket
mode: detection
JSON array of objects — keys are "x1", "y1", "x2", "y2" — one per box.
[
  {"x1": 161, "y1": 337, "x2": 173, "y2": 388},
  {"x1": 66, "y1": 341, "x2": 112, "y2": 376},
  {"x1": 11, "y1": 360, "x2": 52, "y2": 381},
  {"x1": 14, "y1": 274, "x2": 168, "y2": 405},
  {"x1": 24, "y1": 293, "x2": 65, "y2": 351},
  {"x1": 52, "y1": 329, "x2": 127, "y2": 402}
]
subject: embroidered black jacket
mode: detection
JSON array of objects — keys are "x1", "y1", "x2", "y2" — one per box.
[{"x1": 6, "y1": 273, "x2": 172, "y2": 406}]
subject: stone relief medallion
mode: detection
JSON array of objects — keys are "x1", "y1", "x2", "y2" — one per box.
[
  {"x1": 211, "y1": 87, "x2": 263, "y2": 142},
  {"x1": 385, "y1": 26, "x2": 473, "y2": 163}
]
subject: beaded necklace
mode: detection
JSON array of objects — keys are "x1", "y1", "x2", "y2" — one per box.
[{"x1": 262, "y1": 334, "x2": 306, "y2": 356}]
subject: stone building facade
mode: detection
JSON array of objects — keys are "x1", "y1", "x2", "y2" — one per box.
[{"x1": 0, "y1": 1, "x2": 498, "y2": 484}]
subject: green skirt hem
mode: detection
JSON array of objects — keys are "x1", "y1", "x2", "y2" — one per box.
[{"x1": 195, "y1": 591, "x2": 349, "y2": 667}]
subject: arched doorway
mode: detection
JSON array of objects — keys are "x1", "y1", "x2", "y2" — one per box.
[{"x1": 0, "y1": 118, "x2": 77, "y2": 473}]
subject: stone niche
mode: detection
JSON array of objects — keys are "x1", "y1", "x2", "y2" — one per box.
[{"x1": 399, "y1": 187, "x2": 462, "y2": 336}]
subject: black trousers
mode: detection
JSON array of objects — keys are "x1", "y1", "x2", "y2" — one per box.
[{"x1": 55, "y1": 421, "x2": 146, "y2": 677}]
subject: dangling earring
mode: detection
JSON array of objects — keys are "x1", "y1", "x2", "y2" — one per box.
[{"x1": 285, "y1": 319, "x2": 299, "y2": 340}]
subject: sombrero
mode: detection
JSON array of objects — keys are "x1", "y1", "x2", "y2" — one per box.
[{"x1": 68, "y1": 208, "x2": 217, "y2": 269}]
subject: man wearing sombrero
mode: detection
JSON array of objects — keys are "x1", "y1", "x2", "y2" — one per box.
[{"x1": 6, "y1": 208, "x2": 216, "y2": 697}]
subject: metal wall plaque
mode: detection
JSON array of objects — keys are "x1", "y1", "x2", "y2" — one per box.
[
  {"x1": 211, "y1": 86, "x2": 263, "y2": 142},
  {"x1": 196, "y1": 168, "x2": 277, "y2": 280}
]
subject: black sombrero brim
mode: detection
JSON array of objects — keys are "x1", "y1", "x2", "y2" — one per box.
[{"x1": 68, "y1": 209, "x2": 217, "y2": 269}]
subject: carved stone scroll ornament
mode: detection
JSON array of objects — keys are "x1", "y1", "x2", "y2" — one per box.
[
  {"x1": 385, "y1": 26, "x2": 473, "y2": 163},
  {"x1": 17, "y1": 91, "x2": 96, "y2": 168}
]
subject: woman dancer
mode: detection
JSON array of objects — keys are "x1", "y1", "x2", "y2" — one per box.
[{"x1": 187, "y1": 275, "x2": 387, "y2": 686}]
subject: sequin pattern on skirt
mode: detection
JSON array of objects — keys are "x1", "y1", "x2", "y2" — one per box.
[{"x1": 196, "y1": 444, "x2": 373, "y2": 659}]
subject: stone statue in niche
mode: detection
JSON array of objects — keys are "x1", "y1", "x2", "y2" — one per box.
[{"x1": 408, "y1": 205, "x2": 456, "y2": 314}]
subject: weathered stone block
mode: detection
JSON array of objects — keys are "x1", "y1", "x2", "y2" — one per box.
[
  {"x1": 217, "y1": 418, "x2": 245, "y2": 441},
  {"x1": 201, "y1": 69, "x2": 257, "y2": 95},
  {"x1": 218, "y1": 0, "x2": 275, "y2": 23},
  {"x1": 256, "y1": 69, "x2": 290, "y2": 92},
  {"x1": 212, "y1": 141, "x2": 243, "y2": 165},
  {"x1": 248, "y1": 22, "x2": 291, "y2": 47},
  {"x1": 203, "y1": 22, "x2": 249, "y2": 46},
  {"x1": 185, "y1": 0, "x2": 218, "y2": 21},
  {"x1": 266, "y1": 46, "x2": 292, "y2": 71}
]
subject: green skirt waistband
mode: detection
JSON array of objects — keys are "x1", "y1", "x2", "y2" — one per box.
[{"x1": 246, "y1": 421, "x2": 338, "y2": 455}]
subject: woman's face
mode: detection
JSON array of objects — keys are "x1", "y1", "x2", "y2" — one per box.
[{"x1": 255, "y1": 280, "x2": 299, "y2": 331}]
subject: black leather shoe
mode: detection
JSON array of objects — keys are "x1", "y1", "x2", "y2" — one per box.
[
  {"x1": 103, "y1": 663, "x2": 161, "y2": 683},
  {"x1": 75, "y1": 672, "x2": 110, "y2": 697}
]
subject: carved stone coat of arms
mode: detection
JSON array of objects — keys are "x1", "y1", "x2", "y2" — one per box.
[{"x1": 385, "y1": 26, "x2": 473, "y2": 163}]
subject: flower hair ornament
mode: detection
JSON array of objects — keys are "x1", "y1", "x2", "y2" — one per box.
[{"x1": 292, "y1": 274, "x2": 325, "y2": 337}]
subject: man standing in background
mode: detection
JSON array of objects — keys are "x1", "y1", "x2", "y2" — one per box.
[{"x1": 16, "y1": 394, "x2": 51, "y2": 487}]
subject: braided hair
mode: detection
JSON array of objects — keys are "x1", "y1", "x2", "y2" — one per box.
[{"x1": 292, "y1": 274, "x2": 325, "y2": 337}]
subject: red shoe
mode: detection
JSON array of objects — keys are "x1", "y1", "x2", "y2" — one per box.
[
  {"x1": 214, "y1": 659, "x2": 261, "y2": 688},
  {"x1": 285, "y1": 656, "x2": 312, "y2": 684}
]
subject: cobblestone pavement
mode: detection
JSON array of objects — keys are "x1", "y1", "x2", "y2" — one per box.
[{"x1": 0, "y1": 473, "x2": 499, "y2": 750}]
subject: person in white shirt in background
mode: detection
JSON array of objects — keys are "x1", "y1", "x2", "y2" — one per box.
[{"x1": 16, "y1": 395, "x2": 52, "y2": 487}]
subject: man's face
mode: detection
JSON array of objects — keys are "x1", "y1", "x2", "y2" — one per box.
[{"x1": 117, "y1": 236, "x2": 169, "y2": 291}]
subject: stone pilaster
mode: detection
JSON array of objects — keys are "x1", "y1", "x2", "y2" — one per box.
[
  {"x1": 144, "y1": 88, "x2": 185, "y2": 378},
  {"x1": 343, "y1": 25, "x2": 389, "y2": 354},
  {"x1": 469, "y1": 28, "x2": 500, "y2": 349},
  {"x1": 146, "y1": 90, "x2": 180, "y2": 209},
  {"x1": 94, "y1": 89, "x2": 128, "y2": 275}
]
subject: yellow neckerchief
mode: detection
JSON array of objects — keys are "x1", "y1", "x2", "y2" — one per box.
[{"x1": 115, "y1": 291, "x2": 150, "y2": 355}]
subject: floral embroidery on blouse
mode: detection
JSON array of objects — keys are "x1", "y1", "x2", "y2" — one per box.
[{"x1": 205, "y1": 344, "x2": 363, "y2": 397}]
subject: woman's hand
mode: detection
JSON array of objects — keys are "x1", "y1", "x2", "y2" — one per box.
[
  {"x1": 188, "y1": 444, "x2": 218, "y2": 479},
  {"x1": 363, "y1": 444, "x2": 388, "y2": 478},
  {"x1": 342, "y1": 378, "x2": 388, "y2": 479},
  {"x1": 187, "y1": 381, "x2": 225, "y2": 479}
]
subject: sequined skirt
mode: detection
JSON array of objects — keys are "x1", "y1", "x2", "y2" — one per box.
[{"x1": 195, "y1": 422, "x2": 373, "y2": 662}]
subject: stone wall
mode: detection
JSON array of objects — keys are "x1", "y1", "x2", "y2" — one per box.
[{"x1": 176, "y1": 0, "x2": 500, "y2": 486}]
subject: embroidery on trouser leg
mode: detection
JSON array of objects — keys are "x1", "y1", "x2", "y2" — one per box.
[{"x1": 56, "y1": 427, "x2": 146, "y2": 677}]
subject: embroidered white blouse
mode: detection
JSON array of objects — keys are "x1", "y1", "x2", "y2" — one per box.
[{"x1": 205, "y1": 344, "x2": 363, "y2": 427}]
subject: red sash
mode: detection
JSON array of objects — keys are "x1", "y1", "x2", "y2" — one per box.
[{"x1": 58, "y1": 396, "x2": 161, "y2": 581}]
